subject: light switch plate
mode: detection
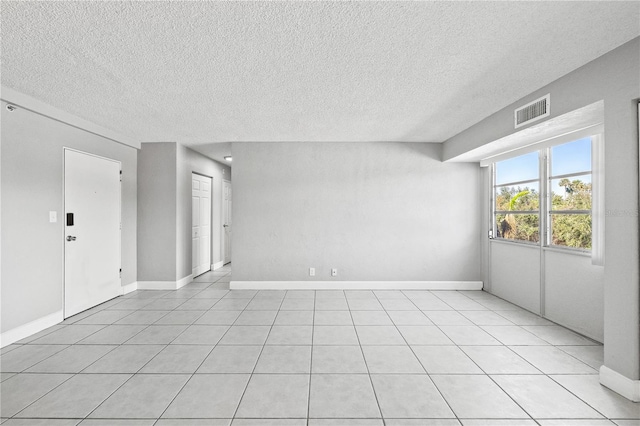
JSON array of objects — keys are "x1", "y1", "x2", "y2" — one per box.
[{"x1": 49, "y1": 211, "x2": 57, "y2": 223}]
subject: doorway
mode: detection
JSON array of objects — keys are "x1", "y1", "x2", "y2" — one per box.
[
  {"x1": 192, "y1": 173, "x2": 212, "y2": 277},
  {"x1": 223, "y1": 180, "x2": 232, "y2": 265},
  {"x1": 64, "y1": 149, "x2": 121, "y2": 318}
]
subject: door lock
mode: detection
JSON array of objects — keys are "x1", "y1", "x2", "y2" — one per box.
[{"x1": 66, "y1": 235, "x2": 77, "y2": 241}]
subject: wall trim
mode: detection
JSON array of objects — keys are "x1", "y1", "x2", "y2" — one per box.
[
  {"x1": 1, "y1": 86, "x2": 140, "y2": 149},
  {"x1": 137, "y1": 274, "x2": 193, "y2": 290},
  {"x1": 230, "y1": 281, "x2": 483, "y2": 290},
  {"x1": 176, "y1": 274, "x2": 193, "y2": 289},
  {"x1": 121, "y1": 281, "x2": 138, "y2": 295},
  {"x1": 212, "y1": 261, "x2": 225, "y2": 270},
  {"x1": 600, "y1": 366, "x2": 640, "y2": 402},
  {"x1": 0, "y1": 310, "x2": 64, "y2": 348}
]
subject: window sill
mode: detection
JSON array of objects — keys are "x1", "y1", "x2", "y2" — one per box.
[
  {"x1": 489, "y1": 238, "x2": 539, "y2": 248},
  {"x1": 543, "y1": 245, "x2": 591, "y2": 257},
  {"x1": 489, "y1": 239, "x2": 592, "y2": 257}
]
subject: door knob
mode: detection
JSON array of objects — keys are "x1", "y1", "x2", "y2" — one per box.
[
  {"x1": 66, "y1": 235, "x2": 76, "y2": 241},
  {"x1": 223, "y1": 224, "x2": 229, "y2": 227}
]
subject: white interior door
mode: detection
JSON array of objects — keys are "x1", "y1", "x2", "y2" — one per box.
[
  {"x1": 192, "y1": 173, "x2": 212, "y2": 277},
  {"x1": 223, "y1": 180, "x2": 232, "y2": 264},
  {"x1": 64, "y1": 149, "x2": 121, "y2": 318}
]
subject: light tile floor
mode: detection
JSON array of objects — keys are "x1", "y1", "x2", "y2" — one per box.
[{"x1": 1, "y1": 265, "x2": 639, "y2": 425}]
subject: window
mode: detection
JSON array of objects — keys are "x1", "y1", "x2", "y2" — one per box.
[
  {"x1": 492, "y1": 136, "x2": 594, "y2": 251},
  {"x1": 493, "y1": 152, "x2": 540, "y2": 243},
  {"x1": 548, "y1": 138, "x2": 592, "y2": 249}
]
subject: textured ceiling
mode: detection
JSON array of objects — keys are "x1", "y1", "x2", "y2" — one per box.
[{"x1": 2, "y1": 1, "x2": 639, "y2": 159}]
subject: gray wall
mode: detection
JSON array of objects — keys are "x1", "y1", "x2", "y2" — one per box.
[
  {"x1": 137, "y1": 143, "x2": 177, "y2": 281},
  {"x1": 544, "y1": 250, "x2": 604, "y2": 342},
  {"x1": 489, "y1": 243, "x2": 541, "y2": 315},
  {"x1": 445, "y1": 38, "x2": 640, "y2": 380},
  {"x1": 138, "y1": 142, "x2": 231, "y2": 282},
  {"x1": 1, "y1": 100, "x2": 137, "y2": 333},
  {"x1": 489, "y1": 240, "x2": 605, "y2": 343},
  {"x1": 232, "y1": 142, "x2": 481, "y2": 282}
]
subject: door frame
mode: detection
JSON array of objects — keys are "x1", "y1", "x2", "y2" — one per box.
[
  {"x1": 222, "y1": 179, "x2": 232, "y2": 265},
  {"x1": 63, "y1": 147, "x2": 122, "y2": 318},
  {"x1": 192, "y1": 171, "x2": 213, "y2": 277}
]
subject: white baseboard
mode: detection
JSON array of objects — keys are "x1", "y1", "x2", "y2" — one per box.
[
  {"x1": 230, "y1": 280, "x2": 483, "y2": 290},
  {"x1": 212, "y1": 261, "x2": 225, "y2": 270},
  {"x1": 137, "y1": 281, "x2": 177, "y2": 290},
  {"x1": 137, "y1": 274, "x2": 193, "y2": 290},
  {"x1": 121, "y1": 281, "x2": 138, "y2": 295},
  {"x1": 600, "y1": 365, "x2": 640, "y2": 402},
  {"x1": 0, "y1": 310, "x2": 64, "y2": 348},
  {"x1": 176, "y1": 274, "x2": 193, "y2": 289}
]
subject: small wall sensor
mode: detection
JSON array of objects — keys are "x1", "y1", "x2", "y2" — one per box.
[{"x1": 6, "y1": 105, "x2": 17, "y2": 112}]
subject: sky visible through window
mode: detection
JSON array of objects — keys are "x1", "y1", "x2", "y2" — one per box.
[{"x1": 496, "y1": 137, "x2": 592, "y2": 196}]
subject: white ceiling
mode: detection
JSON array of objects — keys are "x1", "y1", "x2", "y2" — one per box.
[{"x1": 2, "y1": 1, "x2": 639, "y2": 162}]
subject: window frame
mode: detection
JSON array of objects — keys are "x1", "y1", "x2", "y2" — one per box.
[
  {"x1": 545, "y1": 142, "x2": 592, "y2": 251},
  {"x1": 491, "y1": 137, "x2": 594, "y2": 253},
  {"x1": 491, "y1": 152, "x2": 541, "y2": 245}
]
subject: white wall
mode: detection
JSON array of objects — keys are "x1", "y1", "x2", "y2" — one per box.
[
  {"x1": 137, "y1": 142, "x2": 231, "y2": 283},
  {"x1": 232, "y1": 142, "x2": 481, "y2": 283},
  {"x1": 445, "y1": 38, "x2": 640, "y2": 380},
  {"x1": 1, "y1": 100, "x2": 138, "y2": 334}
]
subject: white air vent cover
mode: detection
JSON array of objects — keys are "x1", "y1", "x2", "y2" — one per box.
[{"x1": 515, "y1": 94, "x2": 550, "y2": 128}]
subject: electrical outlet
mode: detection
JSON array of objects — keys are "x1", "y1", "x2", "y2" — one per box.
[
  {"x1": 309, "y1": 267, "x2": 315, "y2": 276},
  {"x1": 331, "y1": 268, "x2": 337, "y2": 277}
]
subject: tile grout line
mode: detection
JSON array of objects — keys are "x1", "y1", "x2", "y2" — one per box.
[
  {"x1": 111, "y1": 272, "x2": 233, "y2": 422},
  {"x1": 57, "y1": 273, "x2": 231, "y2": 422},
  {"x1": 229, "y1": 289, "x2": 285, "y2": 421},
  {"x1": 346, "y1": 290, "x2": 385, "y2": 424},
  {"x1": 454, "y1": 292, "x2": 601, "y2": 376},
  {"x1": 0, "y1": 271, "x2": 229, "y2": 422},
  {"x1": 78, "y1": 275, "x2": 231, "y2": 422},
  {"x1": 434, "y1": 290, "x2": 540, "y2": 423},
  {"x1": 545, "y1": 374, "x2": 615, "y2": 421},
  {"x1": 4, "y1": 370, "x2": 77, "y2": 421},
  {"x1": 306, "y1": 290, "x2": 316, "y2": 426},
  {"x1": 82, "y1": 283, "x2": 222, "y2": 375},
  {"x1": 4, "y1": 277, "x2": 616, "y2": 424},
  {"x1": 436, "y1": 291, "x2": 557, "y2": 422},
  {"x1": 76, "y1": 277, "x2": 231, "y2": 377},
  {"x1": 384, "y1": 289, "x2": 461, "y2": 425},
  {"x1": 132, "y1": 295, "x2": 233, "y2": 421}
]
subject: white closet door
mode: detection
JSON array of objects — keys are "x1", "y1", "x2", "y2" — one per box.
[{"x1": 192, "y1": 173, "x2": 212, "y2": 277}]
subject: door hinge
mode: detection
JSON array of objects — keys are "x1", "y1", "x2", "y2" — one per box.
[
  {"x1": 119, "y1": 268, "x2": 122, "y2": 278},
  {"x1": 120, "y1": 170, "x2": 122, "y2": 182}
]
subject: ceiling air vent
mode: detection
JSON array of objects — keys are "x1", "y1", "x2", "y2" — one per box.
[{"x1": 514, "y1": 94, "x2": 550, "y2": 128}]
